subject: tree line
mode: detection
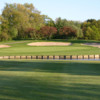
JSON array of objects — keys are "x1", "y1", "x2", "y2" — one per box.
[{"x1": 0, "y1": 3, "x2": 100, "y2": 41}]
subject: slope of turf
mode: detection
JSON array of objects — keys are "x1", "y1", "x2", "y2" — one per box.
[
  {"x1": 0, "y1": 39, "x2": 100, "y2": 56},
  {"x1": 0, "y1": 60, "x2": 100, "y2": 100}
]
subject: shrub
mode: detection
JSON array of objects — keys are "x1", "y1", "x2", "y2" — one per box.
[
  {"x1": 25, "y1": 28, "x2": 37, "y2": 39},
  {"x1": 59, "y1": 26, "x2": 77, "y2": 39},
  {"x1": 38, "y1": 26, "x2": 57, "y2": 39}
]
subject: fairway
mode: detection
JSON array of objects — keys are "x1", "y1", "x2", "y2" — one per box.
[
  {"x1": 0, "y1": 40, "x2": 100, "y2": 56},
  {"x1": 0, "y1": 60, "x2": 100, "y2": 100}
]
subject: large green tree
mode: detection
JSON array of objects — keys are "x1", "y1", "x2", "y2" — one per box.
[
  {"x1": 1, "y1": 3, "x2": 45, "y2": 39},
  {"x1": 82, "y1": 19, "x2": 100, "y2": 40},
  {"x1": 54, "y1": 17, "x2": 83, "y2": 38},
  {"x1": 0, "y1": 16, "x2": 2, "y2": 34}
]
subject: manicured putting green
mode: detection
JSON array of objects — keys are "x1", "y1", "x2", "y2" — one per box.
[
  {"x1": 0, "y1": 40, "x2": 100, "y2": 56},
  {"x1": 0, "y1": 60, "x2": 100, "y2": 100}
]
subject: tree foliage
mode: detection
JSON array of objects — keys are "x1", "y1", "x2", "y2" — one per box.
[
  {"x1": 82, "y1": 19, "x2": 100, "y2": 40},
  {"x1": 0, "y1": 3, "x2": 45, "y2": 40},
  {"x1": 0, "y1": 32, "x2": 10, "y2": 41},
  {"x1": 59, "y1": 27, "x2": 77, "y2": 39},
  {"x1": 54, "y1": 17, "x2": 83, "y2": 38},
  {"x1": 38, "y1": 26, "x2": 57, "y2": 39},
  {"x1": 0, "y1": 3, "x2": 100, "y2": 41},
  {"x1": 24, "y1": 28, "x2": 37, "y2": 39}
]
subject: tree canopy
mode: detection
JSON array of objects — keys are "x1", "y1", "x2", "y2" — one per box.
[{"x1": 0, "y1": 3, "x2": 100, "y2": 41}]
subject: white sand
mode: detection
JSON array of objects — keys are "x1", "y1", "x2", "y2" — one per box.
[
  {"x1": 0, "y1": 45, "x2": 11, "y2": 48},
  {"x1": 82, "y1": 43, "x2": 100, "y2": 48},
  {"x1": 28, "y1": 42, "x2": 71, "y2": 46}
]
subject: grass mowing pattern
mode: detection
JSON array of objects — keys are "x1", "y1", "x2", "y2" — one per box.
[
  {"x1": 0, "y1": 60, "x2": 100, "y2": 100},
  {"x1": 0, "y1": 39, "x2": 100, "y2": 56}
]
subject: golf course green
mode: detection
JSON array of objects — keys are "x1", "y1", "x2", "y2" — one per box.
[{"x1": 0, "y1": 39, "x2": 100, "y2": 56}]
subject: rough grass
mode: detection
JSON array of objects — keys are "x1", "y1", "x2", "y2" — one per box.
[
  {"x1": 0, "y1": 39, "x2": 100, "y2": 56},
  {"x1": 0, "y1": 60, "x2": 100, "y2": 100}
]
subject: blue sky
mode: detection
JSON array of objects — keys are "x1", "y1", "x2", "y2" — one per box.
[{"x1": 0, "y1": 0, "x2": 100, "y2": 21}]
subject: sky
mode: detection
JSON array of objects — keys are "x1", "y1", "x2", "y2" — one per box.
[{"x1": 0, "y1": 0, "x2": 100, "y2": 22}]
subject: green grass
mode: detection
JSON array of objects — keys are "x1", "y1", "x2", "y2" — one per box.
[
  {"x1": 0, "y1": 39, "x2": 100, "y2": 56},
  {"x1": 0, "y1": 60, "x2": 100, "y2": 100}
]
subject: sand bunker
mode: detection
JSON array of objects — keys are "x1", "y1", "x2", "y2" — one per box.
[
  {"x1": 0, "y1": 45, "x2": 11, "y2": 48},
  {"x1": 82, "y1": 43, "x2": 100, "y2": 48},
  {"x1": 28, "y1": 42, "x2": 71, "y2": 46}
]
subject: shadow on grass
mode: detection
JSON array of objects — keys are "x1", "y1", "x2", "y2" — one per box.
[
  {"x1": 0, "y1": 60, "x2": 100, "y2": 100},
  {"x1": 0, "y1": 60, "x2": 100, "y2": 76},
  {"x1": 0, "y1": 75, "x2": 100, "y2": 100}
]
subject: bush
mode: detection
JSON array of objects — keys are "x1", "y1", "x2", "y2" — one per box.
[
  {"x1": 38, "y1": 26, "x2": 57, "y2": 39},
  {"x1": 59, "y1": 26, "x2": 77, "y2": 39},
  {"x1": 25, "y1": 28, "x2": 37, "y2": 39}
]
